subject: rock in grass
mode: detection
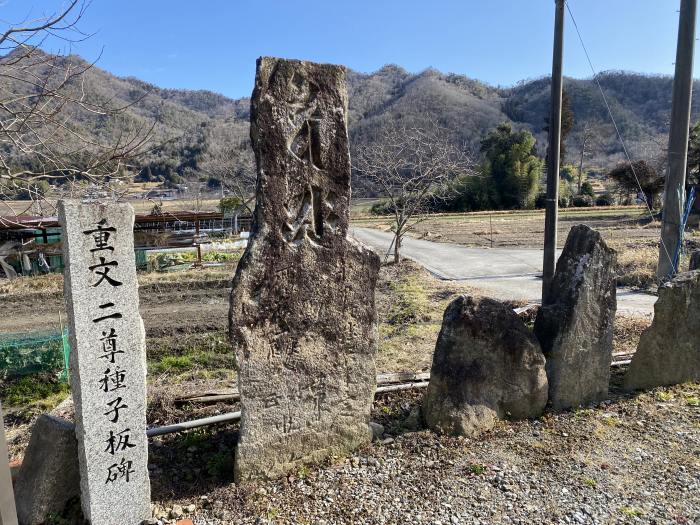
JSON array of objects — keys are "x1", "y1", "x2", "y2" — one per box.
[
  {"x1": 534, "y1": 225, "x2": 617, "y2": 411},
  {"x1": 624, "y1": 270, "x2": 700, "y2": 390},
  {"x1": 422, "y1": 295, "x2": 548, "y2": 437},
  {"x1": 229, "y1": 57, "x2": 380, "y2": 482},
  {"x1": 14, "y1": 414, "x2": 80, "y2": 525}
]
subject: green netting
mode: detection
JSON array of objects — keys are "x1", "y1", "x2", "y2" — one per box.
[{"x1": 0, "y1": 329, "x2": 71, "y2": 381}]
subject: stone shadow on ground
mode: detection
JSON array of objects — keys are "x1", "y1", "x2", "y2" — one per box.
[
  {"x1": 371, "y1": 389, "x2": 427, "y2": 436},
  {"x1": 148, "y1": 424, "x2": 241, "y2": 502},
  {"x1": 147, "y1": 367, "x2": 648, "y2": 506}
]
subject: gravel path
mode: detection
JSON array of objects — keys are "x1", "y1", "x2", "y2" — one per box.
[{"x1": 150, "y1": 381, "x2": 700, "y2": 525}]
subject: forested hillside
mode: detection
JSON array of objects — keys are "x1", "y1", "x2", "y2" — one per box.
[{"x1": 3, "y1": 50, "x2": 697, "y2": 196}]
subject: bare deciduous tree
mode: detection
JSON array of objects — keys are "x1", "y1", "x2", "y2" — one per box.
[
  {"x1": 198, "y1": 121, "x2": 256, "y2": 214},
  {"x1": 0, "y1": 0, "x2": 153, "y2": 218},
  {"x1": 354, "y1": 125, "x2": 472, "y2": 263}
]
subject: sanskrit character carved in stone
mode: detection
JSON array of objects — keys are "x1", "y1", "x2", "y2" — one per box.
[{"x1": 229, "y1": 57, "x2": 380, "y2": 483}]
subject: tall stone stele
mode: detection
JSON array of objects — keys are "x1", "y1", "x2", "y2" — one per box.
[
  {"x1": 229, "y1": 57, "x2": 381, "y2": 483},
  {"x1": 534, "y1": 225, "x2": 617, "y2": 411},
  {"x1": 624, "y1": 270, "x2": 700, "y2": 390},
  {"x1": 59, "y1": 201, "x2": 150, "y2": 525}
]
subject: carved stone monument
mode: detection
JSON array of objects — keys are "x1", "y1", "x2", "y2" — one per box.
[
  {"x1": 230, "y1": 57, "x2": 380, "y2": 482},
  {"x1": 59, "y1": 201, "x2": 150, "y2": 524},
  {"x1": 534, "y1": 225, "x2": 617, "y2": 411}
]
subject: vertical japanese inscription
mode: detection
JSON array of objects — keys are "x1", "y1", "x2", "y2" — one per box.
[{"x1": 59, "y1": 201, "x2": 150, "y2": 525}]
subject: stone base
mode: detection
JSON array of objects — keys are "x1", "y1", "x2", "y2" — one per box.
[
  {"x1": 534, "y1": 225, "x2": 617, "y2": 411},
  {"x1": 14, "y1": 414, "x2": 80, "y2": 525}
]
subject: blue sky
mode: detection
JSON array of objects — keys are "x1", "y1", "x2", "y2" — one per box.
[{"x1": 0, "y1": 0, "x2": 695, "y2": 99}]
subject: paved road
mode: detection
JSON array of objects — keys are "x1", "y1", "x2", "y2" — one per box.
[{"x1": 351, "y1": 227, "x2": 656, "y2": 317}]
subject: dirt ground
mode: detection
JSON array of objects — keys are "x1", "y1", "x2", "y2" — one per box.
[
  {"x1": 2, "y1": 261, "x2": 653, "y2": 459},
  {"x1": 3, "y1": 252, "x2": 688, "y2": 525},
  {"x1": 0, "y1": 269, "x2": 231, "y2": 335},
  {"x1": 144, "y1": 382, "x2": 699, "y2": 525}
]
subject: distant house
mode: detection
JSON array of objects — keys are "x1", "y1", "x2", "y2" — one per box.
[{"x1": 134, "y1": 187, "x2": 182, "y2": 200}]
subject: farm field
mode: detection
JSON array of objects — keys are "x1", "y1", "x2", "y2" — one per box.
[
  {"x1": 354, "y1": 206, "x2": 700, "y2": 289},
  {"x1": 352, "y1": 206, "x2": 659, "y2": 249}
]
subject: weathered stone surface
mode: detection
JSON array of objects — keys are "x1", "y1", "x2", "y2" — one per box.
[
  {"x1": 229, "y1": 57, "x2": 380, "y2": 482},
  {"x1": 534, "y1": 225, "x2": 617, "y2": 411},
  {"x1": 689, "y1": 250, "x2": 700, "y2": 271},
  {"x1": 59, "y1": 201, "x2": 150, "y2": 524},
  {"x1": 624, "y1": 271, "x2": 700, "y2": 390},
  {"x1": 0, "y1": 401, "x2": 18, "y2": 525},
  {"x1": 422, "y1": 296, "x2": 548, "y2": 437},
  {"x1": 14, "y1": 415, "x2": 79, "y2": 525}
]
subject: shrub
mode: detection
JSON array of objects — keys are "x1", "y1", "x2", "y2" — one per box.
[
  {"x1": 370, "y1": 199, "x2": 394, "y2": 215},
  {"x1": 596, "y1": 193, "x2": 616, "y2": 206},
  {"x1": 572, "y1": 195, "x2": 594, "y2": 207},
  {"x1": 2, "y1": 375, "x2": 69, "y2": 405},
  {"x1": 535, "y1": 192, "x2": 547, "y2": 209},
  {"x1": 219, "y1": 196, "x2": 244, "y2": 216},
  {"x1": 580, "y1": 181, "x2": 596, "y2": 198}
]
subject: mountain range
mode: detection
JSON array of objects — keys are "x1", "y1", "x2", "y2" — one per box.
[{"x1": 5, "y1": 50, "x2": 699, "y2": 196}]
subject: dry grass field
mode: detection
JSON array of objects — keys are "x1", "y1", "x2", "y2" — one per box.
[{"x1": 354, "y1": 206, "x2": 700, "y2": 289}]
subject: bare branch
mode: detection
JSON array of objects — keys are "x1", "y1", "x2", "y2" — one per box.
[
  {"x1": 0, "y1": 1, "x2": 153, "y2": 205},
  {"x1": 353, "y1": 122, "x2": 473, "y2": 263}
]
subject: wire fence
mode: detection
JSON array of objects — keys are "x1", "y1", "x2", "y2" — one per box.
[{"x1": 0, "y1": 329, "x2": 70, "y2": 381}]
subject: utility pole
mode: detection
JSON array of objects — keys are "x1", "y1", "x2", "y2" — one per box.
[
  {"x1": 542, "y1": 0, "x2": 565, "y2": 304},
  {"x1": 657, "y1": 0, "x2": 697, "y2": 279}
]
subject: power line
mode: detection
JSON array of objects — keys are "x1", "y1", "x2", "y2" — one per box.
[{"x1": 565, "y1": 1, "x2": 675, "y2": 269}]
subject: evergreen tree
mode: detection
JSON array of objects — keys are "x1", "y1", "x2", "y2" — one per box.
[
  {"x1": 608, "y1": 160, "x2": 663, "y2": 208},
  {"x1": 480, "y1": 123, "x2": 544, "y2": 209}
]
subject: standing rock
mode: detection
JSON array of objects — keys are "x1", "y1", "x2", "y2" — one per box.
[
  {"x1": 534, "y1": 225, "x2": 617, "y2": 411},
  {"x1": 689, "y1": 250, "x2": 700, "y2": 271},
  {"x1": 624, "y1": 270, "x2": 700, "y2": 390},
  {"x1": 229, "y1": 57, "x2": 380, "y2": 482},
  {"x1": 14, "y1": 415, "x2": 80, "y2": 525},
  {"x1": 422, "y1": 296, "x2": 548, "y2": 437}
]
